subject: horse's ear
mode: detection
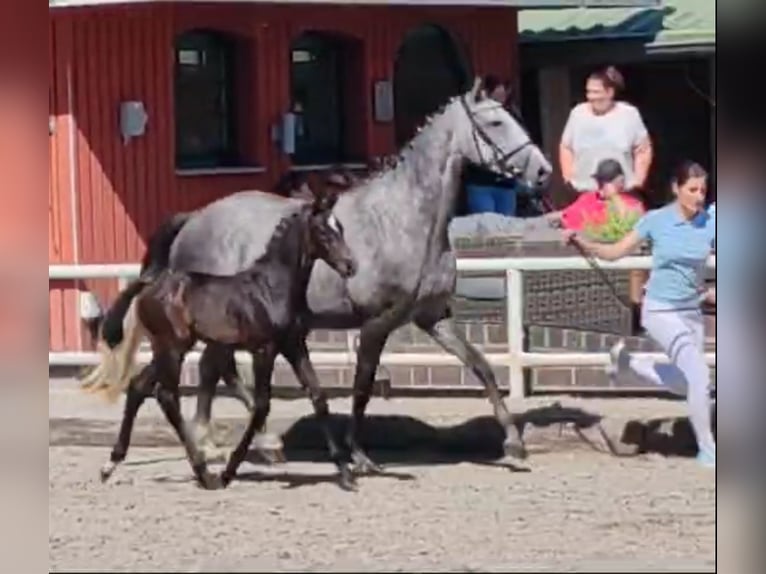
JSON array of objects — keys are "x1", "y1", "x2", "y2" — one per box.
[{"x1": 469, "y1": 77, "x2": 482, "y2": 103}]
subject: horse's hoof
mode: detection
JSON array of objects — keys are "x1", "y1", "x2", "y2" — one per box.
[
  {"x1": 503, "y1": 438, "x2": 528, "y2": 461},
  {"x1": 100, "y1": 462, "x2": 116, "y2": 483},
  {"x1": 338, "y1": 469, "x2": 358, "y2": 492}
]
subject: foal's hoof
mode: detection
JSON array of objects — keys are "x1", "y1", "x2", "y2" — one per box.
[
  {"x1": 201, "y1": 445, "x2": 230, "y2": 464},
  {"x1": 219, "y1": 471, "x2": 234, "y2": 489},
  {"x1": 351, "y1": 452, "x2": 384, "y2": 475},
  {"x1": 199, "y1": 472, "x2": 224, "y2": 491},
  {"x1": 338, "y1": 468, "x2": 358, "y2": 492},
  {"x1": 99, "y1": 462, "x2": 117, "y2": 483},
  {"x1": 253, "y1": 432, "x2": 284, "y2": 452},
  {"x1": 257, "y1": 448, "x2": 286, "y2": 466},
  {"x1": 503, "y1": 437, "x2": 528, "y2": 461}
]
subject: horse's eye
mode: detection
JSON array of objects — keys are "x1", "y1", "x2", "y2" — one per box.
[{"x1": 488, "y1": 120, "x2": 503, "y2": 128}]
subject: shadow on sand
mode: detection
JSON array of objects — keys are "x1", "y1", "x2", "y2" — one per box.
[{"x1": 50, "y1": 399, "x2": 714, "y2": 487}]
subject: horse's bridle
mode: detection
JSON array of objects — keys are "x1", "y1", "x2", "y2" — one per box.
[{"x1": 459, "y1": 95, "x2": 533, "y2": 179}]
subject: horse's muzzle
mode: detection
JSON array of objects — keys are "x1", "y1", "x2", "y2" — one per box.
[{"x1": 337, "y1": 258, "x2": 357, "y2": 278}]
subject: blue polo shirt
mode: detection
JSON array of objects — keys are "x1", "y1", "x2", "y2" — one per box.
[{"x1": 635, "y1": 203, "x2": 715, "y2": 305}]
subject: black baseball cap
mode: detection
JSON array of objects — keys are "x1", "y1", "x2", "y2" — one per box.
[{"x1": 593, "y1": 159, "x2": 625, "y2": 185}]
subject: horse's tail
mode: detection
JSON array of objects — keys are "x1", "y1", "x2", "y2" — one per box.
[{"x1": 79, "y1": 211, "x2": 191, "y2": 401}]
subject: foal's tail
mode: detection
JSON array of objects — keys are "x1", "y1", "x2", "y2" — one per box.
[
  {"x1": 78, "y1": 211, "x2": 191, "y2": 401},
  {"x1": 78, "y1": 294, "x2": 146, "y2": 403}
]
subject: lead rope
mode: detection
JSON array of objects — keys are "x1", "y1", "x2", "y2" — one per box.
[
  {"x1": 541, "y1": 193, "x2": 715, "y2": 316},
  {"x1": 539, "y1": 194, "x2": 634, "y2": 311}
]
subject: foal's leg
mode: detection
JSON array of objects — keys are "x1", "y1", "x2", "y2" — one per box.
[
  {"x1": 282, "y1": 335, "x2": 355, "y2": 491},
  {"x1": 220, "y1": 344, "x2": 277, "y2": 487},
  {"x1": 154, "y1": 348, "x2": 219, "y2": 489},
  {"x1": 415, "y1": 309, "x2": 527, "y2": 460},
  {"x1": 100, "y1": 362, "x2": 156, "y2": 482},
  {"x1": 193, "y1": 344, "x2": 278, "y2": 460}
]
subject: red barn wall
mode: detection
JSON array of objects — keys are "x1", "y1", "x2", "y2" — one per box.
[{"x1": 48, "y1": 3, "x2": 519, "y2": 351}]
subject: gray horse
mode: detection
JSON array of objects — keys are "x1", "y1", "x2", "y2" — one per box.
[{"x1": 88, "y1": 80, "x2": 552, "y2": 472}]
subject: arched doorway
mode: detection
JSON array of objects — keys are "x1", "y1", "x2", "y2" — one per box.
[{"x1": 393, "y1": 25, "x2": 472, "y2": 146}]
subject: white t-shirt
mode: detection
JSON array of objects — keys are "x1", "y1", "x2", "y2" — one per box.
[{"x1": 560, "y1": 101, "x2": 649, "y2": 191}]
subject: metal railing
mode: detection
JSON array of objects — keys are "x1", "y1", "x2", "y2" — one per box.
[{"x1": 49, "y1": 255, "x2": 716, "y2": 398}]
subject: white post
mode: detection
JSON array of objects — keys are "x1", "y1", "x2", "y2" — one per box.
[{"x1": 505, "y1": 269, "x2": 525, "y2": 399}]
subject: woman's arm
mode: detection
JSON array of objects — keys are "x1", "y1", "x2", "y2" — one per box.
[
  {"x1": 559, "y1": 143, "x2": 575, "y2": 185},
  {"x1": 559, "y1": 110, "x2": 576, "y2": 185},
  {"x1": 562, "y1": 229, "x2": 643, "y2": 261},
  {"x1": 628, "y1": 107, "x2": 653, "y2": 189},
  {"x1": 633, "y1": 136, "x2": 653, "y2": 189}
]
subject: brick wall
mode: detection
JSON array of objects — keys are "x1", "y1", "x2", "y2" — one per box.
[{"x1": 181, "y1": 313, "x2": 715, "y2": 395}]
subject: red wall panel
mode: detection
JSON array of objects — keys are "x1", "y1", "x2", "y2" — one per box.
[{"x1": 49, "y1": 3, "x2": 518, "y2": 350}]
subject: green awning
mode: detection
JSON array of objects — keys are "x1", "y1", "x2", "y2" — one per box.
[{"x1": 519, "y1": 0, "x2": 715, "y2": 50}]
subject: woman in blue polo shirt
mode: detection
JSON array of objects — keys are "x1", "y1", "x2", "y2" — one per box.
[{"x1": 562, "y1": 161, "x2": 716, "y2": 468}]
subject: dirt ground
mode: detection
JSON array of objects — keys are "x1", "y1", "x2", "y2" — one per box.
[{"x1": 49, "y1": 381, "x2": 715, "y2": 572}]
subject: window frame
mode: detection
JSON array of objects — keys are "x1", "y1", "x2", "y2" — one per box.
[
  {"x1": 289, "y1": 31, "x2": 360, "y2": 166},
  {"x1": 174, "y1": 29, "x2": 240, "y2": 170}
]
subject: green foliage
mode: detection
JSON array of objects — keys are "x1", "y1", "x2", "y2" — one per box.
[{"x1": 582, "y1": 197, "x2": 641, "y2": 243}]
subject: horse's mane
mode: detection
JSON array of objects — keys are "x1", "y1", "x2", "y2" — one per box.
[{"x1": 351, "y1": 94, "x2": 466, "y2": 190}]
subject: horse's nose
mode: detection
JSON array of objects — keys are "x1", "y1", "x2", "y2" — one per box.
[{"x1": 344, "y1": 258, "x2": 358, "y2": 277}]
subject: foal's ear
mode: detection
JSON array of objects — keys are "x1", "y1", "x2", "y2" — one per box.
[{"x1": 312, "y1": 190, "x2": 339, "y2": 215}]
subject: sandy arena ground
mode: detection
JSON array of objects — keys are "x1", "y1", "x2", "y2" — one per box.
[{"x1": 49, "y1": 381, "x2": 715, "y2": 572}]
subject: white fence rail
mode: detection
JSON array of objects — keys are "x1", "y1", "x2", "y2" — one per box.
[{"x1": 49, "y1": 255, "x2": 716, "y2": 398}]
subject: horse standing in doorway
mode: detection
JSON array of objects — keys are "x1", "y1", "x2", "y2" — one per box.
[
  {"x1": 87, "y1": 79, "x2": 552, "y2": 478},
  {"x1": 93, "y1": 191, "x2": 357, "y2": 489}
]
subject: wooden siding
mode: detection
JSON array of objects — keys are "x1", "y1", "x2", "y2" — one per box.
[{"x1": 48, "y1": 3, "x2": 519, "y2": 350}]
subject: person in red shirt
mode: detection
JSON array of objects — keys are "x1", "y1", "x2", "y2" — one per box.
[{"x1": 547, "y1": 158, "x2": 645, "y2": 231}]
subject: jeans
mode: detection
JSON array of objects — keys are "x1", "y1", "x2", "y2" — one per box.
[{"x1": 466, "y1": 184, "x2": 516, "y2": 216}]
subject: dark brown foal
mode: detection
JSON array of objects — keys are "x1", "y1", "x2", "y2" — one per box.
[{"x1": 99, "y1": 191, "x2": 357, "y2": 489}]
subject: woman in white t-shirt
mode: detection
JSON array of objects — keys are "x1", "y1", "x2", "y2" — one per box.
[
  {"x1": 560, "y1": 66, "x2": 654, "y2": 325},
  {"x1": 559, "y1": 66, "x2": 653, "y2": 195}
]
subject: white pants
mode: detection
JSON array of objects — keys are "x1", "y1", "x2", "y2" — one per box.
[{"x1": 626, "y1": 299, "x2": 716, "y2": 458}]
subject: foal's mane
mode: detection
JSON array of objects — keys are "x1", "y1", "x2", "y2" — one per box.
[{"x1": 254, "y1": 202, "x2": 317, "y2": 270}]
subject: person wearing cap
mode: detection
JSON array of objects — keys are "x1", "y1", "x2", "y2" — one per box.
[{"x1": 546, "y1": 158, "x2": 644, "y2": 231}]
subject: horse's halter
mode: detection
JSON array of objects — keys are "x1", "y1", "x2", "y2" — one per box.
[{"x1": 459, "y1": 95, "x2": 533, "y2": 179}]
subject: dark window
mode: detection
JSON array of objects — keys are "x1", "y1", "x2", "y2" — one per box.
[
  {"x1": 290, "y1": 32, "x2": 359, "y2": 165},
  {"x1": 175, "y1": 30, "x2": 238, "y2": 169}
]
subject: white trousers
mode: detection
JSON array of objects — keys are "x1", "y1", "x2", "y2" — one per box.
[{"x1": 626, "y1": 299, "x2": 716, "y2": 458}]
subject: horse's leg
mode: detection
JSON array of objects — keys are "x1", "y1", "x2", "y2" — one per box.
[
  {"x1": 154, "y1": 348, "x2": 219, "y2": 489},
  {"x1": 346, "y1": 315, "x2": 401, "y2": 475},
  {"x1": 415, "y1": 310, "x2": 528, "y2": 460},
  {"x1": 282, "y1": 335, "x2": 355, "y2": 491},
  {"x1": 220, "y1": 344, "x2": 276, "y2": 487},
  {"x1": 100, "y1": 362, "x2": 156, "y2": 482}
]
